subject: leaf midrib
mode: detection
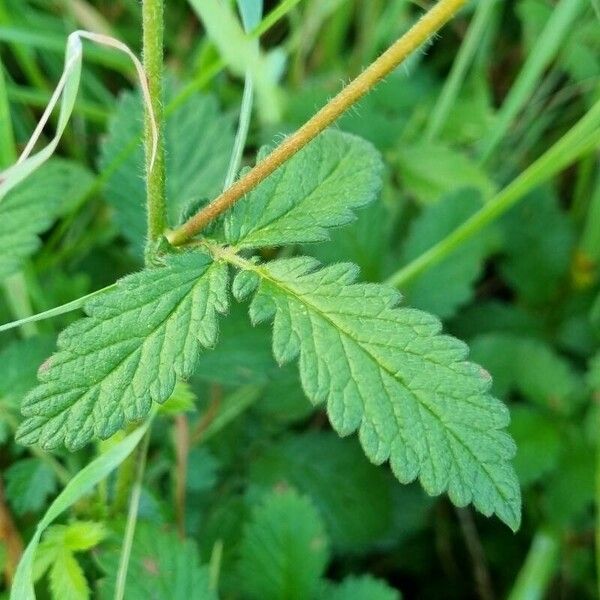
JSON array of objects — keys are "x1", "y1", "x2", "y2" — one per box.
[{"x1": 252, "y1": 262, "x2": 514, "y2": 511}]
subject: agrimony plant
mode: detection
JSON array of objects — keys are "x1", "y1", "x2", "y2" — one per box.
[{"x1": 6, "y1": 0, "x2": 522, "y2": 531}]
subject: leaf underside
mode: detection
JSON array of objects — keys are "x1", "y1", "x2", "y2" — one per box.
[
  {"x1": 17, "y1": 252, "x2": 227, "y2": 450},
  {"x1": 233, "y1": 257, "x2": 521, "y2": 530}
]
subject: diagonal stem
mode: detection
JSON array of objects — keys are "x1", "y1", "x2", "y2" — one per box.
[{"x1": 166, "y1": 0, "x2": 467, "y2": 246}]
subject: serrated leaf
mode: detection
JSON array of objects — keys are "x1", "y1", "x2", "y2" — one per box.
[
  {"x1": 318, "y1": 575, "x2": 401, "y2": 600},
  {"x1": 98, "y1": 523, "x2": 215, "y2": 600},
  {"x1": 17, "y1": 252, "x2": 228, "y2": 450},
  {"x1": 4, "y1": 459, "x2": 57, "y2": 515},
  {"x1": 49, "y1": 550, "x2": 89, "y2": 600},
  {"x1": 100, "y1": 82, "x2": 234, "y2": 254},
  {"x1": 238, "y1": 489, "x2": 329, "y2": 600},
  {"x1": 0, "y1": 160, "x2": 92, "y2": 281},
  {"x1": 56, "y1": 522, "x2": 107, "y2": 552},
  {"x1": 224, "y1": 130, "x2": 383, "y2": 248},
  {"x1": 233, "y1": 256, "x2": 521, "y2": 529},
  {"x1": 250, "y1": 432, "x2": 393, "y2": 551},
  {"x1": 399, "y1": 190, "x2": 494, "y2": 318}
]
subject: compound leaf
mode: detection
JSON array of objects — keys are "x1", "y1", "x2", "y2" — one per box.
[
  {"x1": 17, "y1": 252, "x2": 228, "y2": 450},
  {"x1": 238, "y1": 488, "x2": 329, "y2": 600},
  {"x1": 233, "y1": 256, "x2": 521, "y2": 530},
  {"x1": 224, "y1": 130, "x2": 382, "y2": 248}
]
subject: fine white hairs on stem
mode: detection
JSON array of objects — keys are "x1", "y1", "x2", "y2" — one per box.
[{"x1": 0, "y1": 29, "x2": 158, "y2": 203}]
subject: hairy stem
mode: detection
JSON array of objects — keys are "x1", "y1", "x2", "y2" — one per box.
[
  {"x1": 167, "y1": 0, "x2": 467, "y2": 246},
  {"x1": 142, "y1": 0, "x2": 167, "y2": 249}
]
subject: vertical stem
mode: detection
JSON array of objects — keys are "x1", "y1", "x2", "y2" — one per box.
[
  {"x1": 478, "y1": 0, "x2": 587, "y2": 163},
  {"x1": 142, "y1": 0, "x2": 167, "y2": 251},
  {"x1": 114, "y1": 428, "x2": 152, "y2": 600},
  {"x1": 507, "y1": 529, "x2": 559, "y2": 600},
  {"x1": 426, "y1": 0, "x2": 499, "y2": 141}
]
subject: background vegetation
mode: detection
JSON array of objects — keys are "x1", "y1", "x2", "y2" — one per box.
[{"x1": 0, "y1": 0, "x2": 599, "y2": 598}]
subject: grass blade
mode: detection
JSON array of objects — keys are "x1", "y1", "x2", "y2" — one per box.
[
  {"x1": 9, "y1": 422, "x2": 150, "y2": 600},
  {"x1": 479, "y1": 0, "x2": 588, "y2": 162}
]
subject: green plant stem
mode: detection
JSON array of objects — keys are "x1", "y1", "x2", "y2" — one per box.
[
  {"x1": 580, "y1": 169, "x2": 600, "y2": 262},
  {"x1": 507, "y1": 529, "x2": 560, "y2": 600},
  {"x1": 0, "y1": 65, "x2": 39, "y2": 338},
  {"x1": 42, "y1": 0, "x2": 303, "y2": 259},
  {"x1": 388, "y1": 95, "x2": 600, "y2": 287},
  {"x1": 0, "y1": 59, "x2": 16, "y2": 166},
  {"x1": 479, "y1": 0, "x2": 587, "y2": 162},
  {"x1": 114, "y1": 427, "x2": 152, "y2": 600},
  {"x1": 142, "y1": 0, "x2": 167, "y2": 249},
  {"x1": 597, "y1": 430, "x2": 600, "y2": 599},
  {"x1": 253, "y1": 0, "x2": 302, "y2": 37},
  {"x1": 222, "y1": 0, "x2": 260, "y2": 190},
  {"x1": 167, "y1": 0, "x2": 468, "y2": 246},
  {"x1": 426, "y1": 0, "x2": 499, "y2": 141}
]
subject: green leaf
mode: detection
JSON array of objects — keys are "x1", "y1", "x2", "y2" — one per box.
[
  {"x1": 0, "y1": 336, "x2": 56, "y2": 407},
  {"x1": 224, "y1": 130, "x2": 383, "y2": 248},
  {"x1": 544, "y1": 436, "x2": 594, "y2": 526},
  {"x1": 4, "y1": 459, "x2": 57, "y2": 515},
  {"x1": 306, "y1": 199, "x2": 393, "y2": 283},
  {"x1": 17, "y1": 252, "x2": 228, "y2": 450},
  {"x1": 256, "y1": 364, "x2": 315, "y2": 425},
  {"x1": 52, "y1": 522, "x2": 107, "y2": 552},
  {"x1": 396, "y1": 141, "x2": 495, "y2": 205},
  {"x1": 98, "y1": 523, "x2": 216, "y2": 600},
  {"x1": 34, "y1": 522, "x2": 106, "y2": 600},
  {"x1": 250, "y1": 432, "x2": 394, "y2": 551},
  {"x1": 49, "y1": 549, "x2": 89, "y2": 600},
  {"x1": 232, "y1": 256, "x2": 521, "y2": 530},
  {"x1": 238, "y1": 488, "x2": 329, "y2": 600},
  {"x1": 0, "y1": 159, "x2": 92, "y2": 281},
  {"x1": 508, "y1": 406, "x2": 562, "y2": 487},
  {"x1": 100, "y1": 83, "x2": 234, "y2": 254},
  {"x1": 194, "y1": 303, "x2": 276, "y2": 386},
  {"x1": 499, "y1": 189, "x2": 575, "y2": 304},
  {"x1": 10, "y1": 423, "x2": 149, "y2": 600},
  {"x1": 318, "y1": 575, "x2": 401, "y2": 600},
  {"x1": 470, "y1": 333, "x2": 584, "y2": 414},
  {"x1": 399, "y1": 190, "x2": 494, "y2": 318}
]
